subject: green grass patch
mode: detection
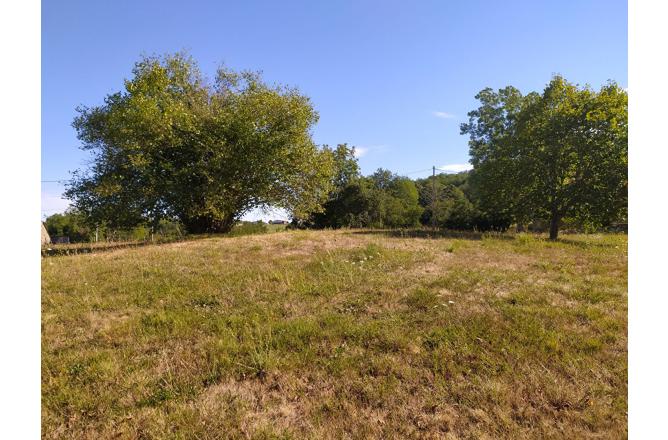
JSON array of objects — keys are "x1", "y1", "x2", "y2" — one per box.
[{"x1": 42, "y1": 230, "x2": 627, "y2": 439}]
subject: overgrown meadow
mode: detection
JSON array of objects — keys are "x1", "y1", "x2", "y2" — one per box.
[{"x1": 42, "y1": 230, "x2": 627, "y2": 439}]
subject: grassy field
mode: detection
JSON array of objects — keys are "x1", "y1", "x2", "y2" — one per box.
[{"x1": 42, "y1": 229, "x2": 627, "y2": 439}]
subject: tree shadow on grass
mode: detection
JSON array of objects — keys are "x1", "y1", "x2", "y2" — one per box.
[
  {"x1": 346, "y1": 229, "x2": 624, "y2": 248},
  {"x1": 556, "y1": 237, "x2": 625, "y2": 249},
  {"x1": 346, "y1": 228, "x2": 514, "y2": 241}
]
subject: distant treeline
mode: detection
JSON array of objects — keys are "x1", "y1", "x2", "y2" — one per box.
[{"x1": 292, "y1": 145, "x2": 510, "y2": 231}]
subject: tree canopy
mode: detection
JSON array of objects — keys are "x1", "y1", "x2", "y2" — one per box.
[
  {"x1": 462, "y1": 76, "x2": 627, "y2": 239},
  {"x1": 66, "y1": 53, "x2": 334, "y2": 233}
]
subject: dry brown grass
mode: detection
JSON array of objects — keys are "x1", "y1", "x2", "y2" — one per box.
[{"x1": 42, "y1": 229, "x2": 627, "y2": 439}]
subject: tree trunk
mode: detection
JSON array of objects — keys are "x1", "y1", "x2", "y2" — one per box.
[
  {"x1": 216, "y1": 214, "x2": 237, "y2": 234},
  {"x1": 549, "y1": 214, "x2": 561, "y2": 240},
  {"x1": 183, "y1": 213, "x2": 237, "y2": 234}
]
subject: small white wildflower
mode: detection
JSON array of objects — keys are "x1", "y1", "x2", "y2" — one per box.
[{"x1": 448, "y1": 300, "x2": 455, "y2": 304}]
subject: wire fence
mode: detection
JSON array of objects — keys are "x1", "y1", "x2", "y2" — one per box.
[{"x1": 41, "y1": 221, "x2": 287, "y2": 257}]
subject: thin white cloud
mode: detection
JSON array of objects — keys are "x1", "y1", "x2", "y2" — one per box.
[
  {"x1": 353, "y1": 144, "x2": 387, "y2": 158},
  {"x1": 353, "y1": 146, "x2": 368, "y2": 158},
  {"x1": 438, "y1": 163, "x2": 473, "y2": 173},
  {"x1": 433, "y1": 111, "x2": 456, "y2": 119}
]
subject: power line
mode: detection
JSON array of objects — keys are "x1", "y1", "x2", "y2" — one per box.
[
  {"x1": 402, "y1": 167, "x2": 468, "y2": 176},
  {"x1": 402, "y1": 168, "x2": 432, "y2": 175}
]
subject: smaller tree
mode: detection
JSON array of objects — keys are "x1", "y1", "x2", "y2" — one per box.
[
  {"x1": 44, "y1": 209, "x2": 92, "y2": 242},
  {"x1": 305, "y1": 144, "x2": 367, "y2": 228},
  {"x1": 416, "y1": 172, "x2": 473, "y2": 228},
  {"x1": 431, "y1": 186, "x2": 475, "y2": 230},
  {"x1": 330, "y1": 144, "x2": 361, "y2": 191},
  {"x1": 304, "y1": 165, "x2": 423, "y2": 229},
  {"x1": 367, "y1": 170, "x2": 423, "y2": 228}
]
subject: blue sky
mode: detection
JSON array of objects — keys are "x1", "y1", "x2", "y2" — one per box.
[{"x1": 42, "y1": 0, "x2": 627, "y2": 219}]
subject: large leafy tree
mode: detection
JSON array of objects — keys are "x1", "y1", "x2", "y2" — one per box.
[
  {"x1": 462, "y1": 76, "x2": 627, "y2": 239},
  {"x1": 66, "y1": 53, "x2": 334, "y2": 233}
]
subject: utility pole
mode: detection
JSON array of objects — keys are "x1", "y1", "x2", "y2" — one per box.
[{"x1": 431, "y1": 166, "x2": 437, "y2": 230}]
